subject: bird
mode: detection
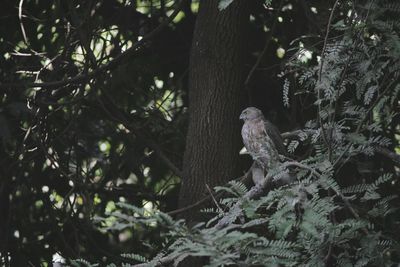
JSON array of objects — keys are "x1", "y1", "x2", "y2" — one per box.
[{"x1": 239, "y1": 107, "x2": 288, "y2": 184}]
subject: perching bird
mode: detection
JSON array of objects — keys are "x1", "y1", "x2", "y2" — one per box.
[{"x1": 240, "y1": 107, "x2": 288, "y2": 184}]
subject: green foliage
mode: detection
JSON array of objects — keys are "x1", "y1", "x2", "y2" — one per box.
[
  {"x1": 218, "y1": 0, "x2": 235, "y2": 10},
  {"x1": 0, "y1": 0, "x2": 188, "y2": 265},
  {"x1": 219, "y1": 0, "x2": 272, "y2": 10},
  {"x1": 70, "y1": 259, "x2": 99, "y2": 267},
  {"x1": 1, "y1": 0, "x2": 399, "y2": 266},
  {"x1": 93, "y1": 0, "x2": 400, "y2": 266}
]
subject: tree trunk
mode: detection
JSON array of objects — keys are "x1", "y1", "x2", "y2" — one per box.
[{"x1": 179, "y1": 0, "x2": 249, "y2": 220}]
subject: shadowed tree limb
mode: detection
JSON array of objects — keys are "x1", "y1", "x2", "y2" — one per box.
[
  {"x1": 0, "y1": 0, "x2": 185, "y2": 90},
  {"x1": 282, "y1": 117, "x2": 400, "y2": 169},
  {"x1": 244, "y1": 0, "x2": 283, "y2": 88},
  {"x1": 96, "y1": 88, "x2": 185, "y2": 178},
  {"x1": 168, "y1": 166, "x2": 253, "y2": 216}
]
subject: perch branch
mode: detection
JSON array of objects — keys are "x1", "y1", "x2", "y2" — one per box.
[{"x1": 215, "y1": 176, "x2": 274, "y2": 230}]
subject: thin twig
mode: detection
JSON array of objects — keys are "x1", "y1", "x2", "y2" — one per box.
[
  {"x1": 96, "y1": 90, "x2": 185, "y2": 178},
  {"x1": 18, "y1": 0, "x2": 29, "y2": 46},
  {"x1": 333, "y1": 75, "x2": 399, "y2": 168},
  {"x1": 281, "y1": 128, "x2": 400, "y2": 168},
  {"x1": 318, "y1": 0, "x2": 340, "y2": 81},
  {"x1": 215, "y1": 176, "x2": 274, "y2": 230},
  {"x1": 316, "y1": 0, "x2": 340, "y2": 162},
  {"x1": 283, "y1": 161, "x2": 361, "y2": 221},
  {"x1": 168, "y1": 168, "x2": 252, "y2": 216},
  {"x1": 244, "y1": 0, "x2": 284, "y2": 87},
  {"x1": 324, "y1": 243, "x2": 333, "y2": 263},
  {"x1": 1, "y1": 0, "x2": 185, "y2": 89},
  {"x1": 206, "y1": 184, "x2": 223, "y2": 212},
  {"x1": 133, "y1": 254, "x2": 176, "y2": 267},
  {"x1": 66, "y1": 1, "x2": 97, "y2": 68}
]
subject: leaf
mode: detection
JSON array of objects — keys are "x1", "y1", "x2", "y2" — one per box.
[
  {"x1": 364, "y1": 85, "x2": 378, "y2": 105},
  {"x1": 283, "y1": 78, "x2": 290, "y2": 107},
  {"x1": 241, "y1": 218, "x2": 268, "y2": 228},
  {"x1": 218, "y1": 0, "x2": 235, "y2": 10},
  {"x1": 120, "y1": 253, "x2": 148, "y2": 263},
  {"x1": 346, "y1": 133, "x2": 367, "y2": 144},
  {"x1": 361, "y1": 190, "x2": 380, "y2": 201},
  {"x1": 264, "y1": 0, "x2": 272, "y2": 6}
]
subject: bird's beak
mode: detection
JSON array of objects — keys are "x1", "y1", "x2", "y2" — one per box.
[{"x1": 239, "y1": 112, "x2": 244, "y2": 120}]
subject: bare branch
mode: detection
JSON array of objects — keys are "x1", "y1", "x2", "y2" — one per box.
[
  {"x1": 168, "y1": 167, "x2": 253, "y2": 216},
  {"x1": 244, "y1": 0, "x2": 283, "y2": 87},
  {"x1": 1, "y1": 0, "x2": 185, "y2": 90},
  {"x1": 206, "y1": 184, "x2": 223, "y2": 212},
  {"x1": 96, "y1": 88, "x2": 185, "y2": 178},
  {"x1": 316, "y1": 0, "x2": 340, "y2": 161}
]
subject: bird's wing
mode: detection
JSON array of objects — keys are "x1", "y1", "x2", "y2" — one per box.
[{"x1": 264, "y1": 120, "x2": 287, "y2": 156}]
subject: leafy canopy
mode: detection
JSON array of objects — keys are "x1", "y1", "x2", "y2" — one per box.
[{"x1": 84, "y1": 1, "x2": 400, "y2": 266}]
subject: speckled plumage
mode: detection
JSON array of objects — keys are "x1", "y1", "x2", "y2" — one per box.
[{"x1": 240, "y1": 107, "x2": 286, "y2": 170}]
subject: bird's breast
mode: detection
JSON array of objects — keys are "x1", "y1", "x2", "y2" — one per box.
[{"x1": 242, "y1": 120, "x2": 266, "y2": 151}]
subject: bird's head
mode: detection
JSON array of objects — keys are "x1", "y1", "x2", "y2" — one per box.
[{"x1": 239, "y1": 107, "x2": 263, "y2": 121}]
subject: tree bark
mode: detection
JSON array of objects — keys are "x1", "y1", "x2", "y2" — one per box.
[{"x1": 179, "y1": 0, "x2": 249, "y2": 220}]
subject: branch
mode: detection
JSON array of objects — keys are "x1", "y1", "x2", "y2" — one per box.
[
  {"x1": 215, "y1": 170, "x2": 277, "y2": 230},
  {"x1": 316, "y1": 0, "x2": 340, "y2": 161},
  {"x1": 18, "y1": 0, "x2": 28, "y2": 45},
  {"x1": 244, "y1": 0, "x2": 283, "y2": 87},
  {"x1": 167, "y1": 166, "x2": 253, "y2": 216},
  {"x1": 374, "y1": 146, "x2": 400, "y2": 167},
  {"x1": 281, "y1": 129, "x2": 316, "y2": 139},
  {"x1": 66, "y1": 1, "x2": 97, "y2": 68},
  {"x1": 317, "y1": 0, "x2": 340, "y2": 81},
  {"x1": 133, "y1": 254, "x2": 176, "y2": 267},
  {"x1": 283, "y1": 161, "x2": 362, "y2": 222},
  {"x1": 96, "y1": 89, "x2": 185, "y2": 178},
  {"x1": 281, "y1": 127, "x2": 400, "y2": 168},
  {"x1": 206, "y1": 184, "x2": 223, "y2": 212},
  {"x1": 132, "y1": 168, "x2": 254, "y2": 267},
  {"x1": 1, "y1": 0, "x2": 185, "y2": 89},
  {"x1": 333, "y1": 75, "x2": 399, "y2": 168}
]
